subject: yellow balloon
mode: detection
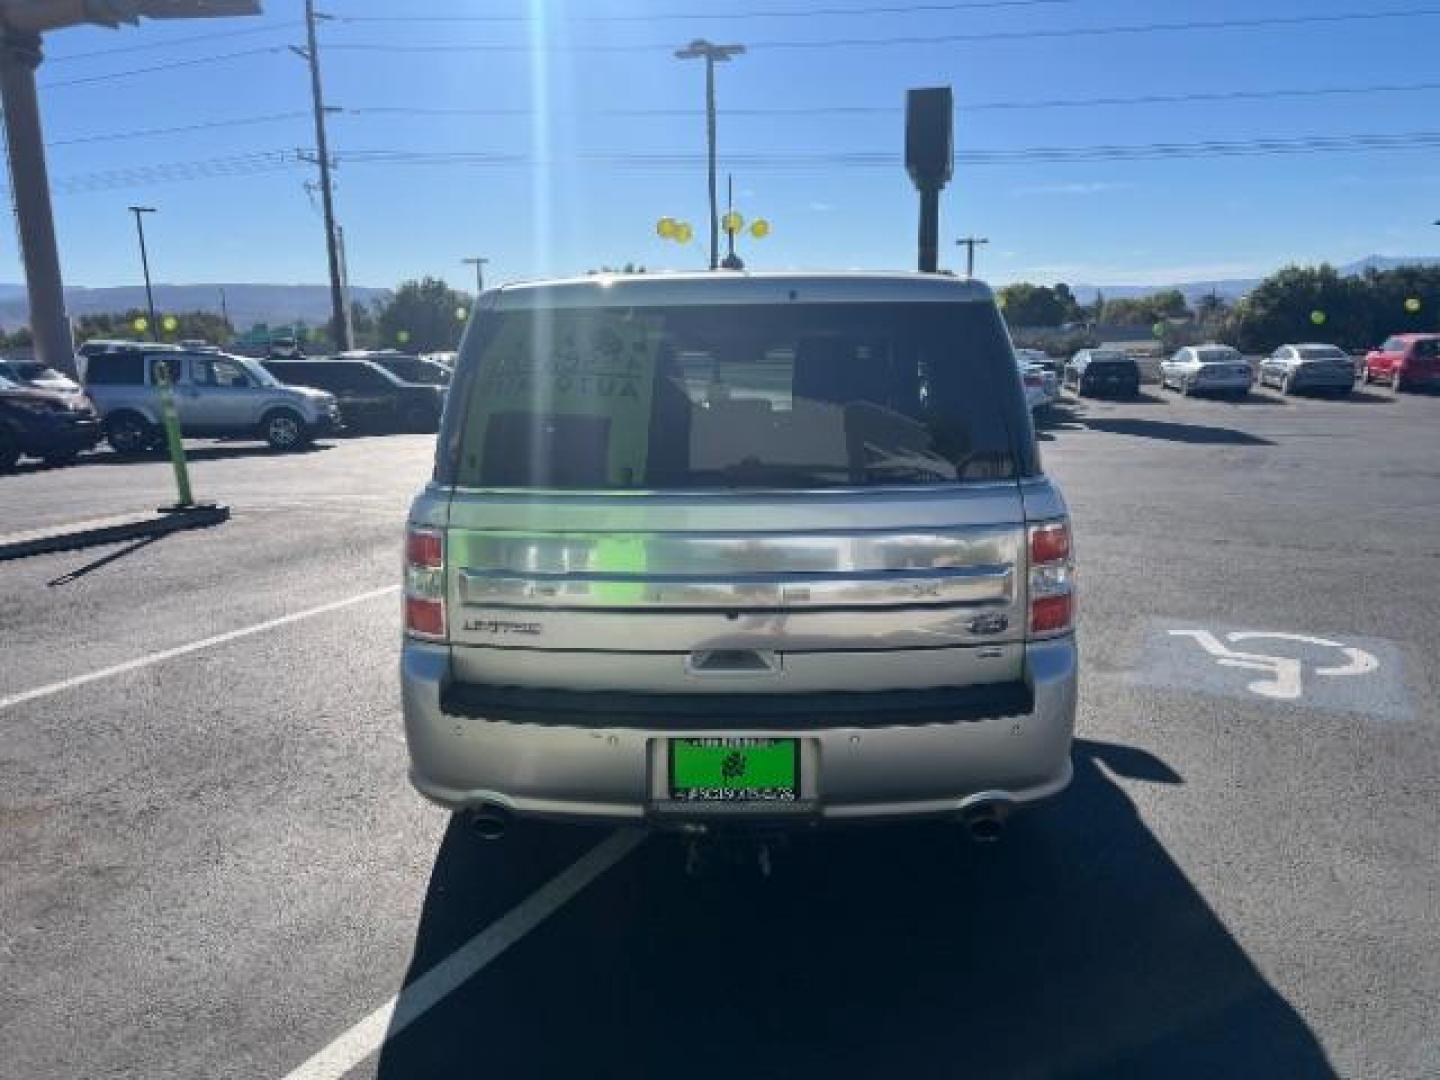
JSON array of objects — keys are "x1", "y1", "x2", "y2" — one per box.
[
  {"x1": 722, "y1": 211, "x2": 744, "y2": 234},
  {"x1": 674, "y1": 222, "x2": 694, "y2": 244},
  {"x1": 657, "y1": 217, "x2": 677, "y2": 239},
  {"x1": 750, "y1": 218, "x2": 771, "y2": 239},
  {"x1": 132, "y1": 316, "x2": 148, "y2": 333},
  {"x1": 1310, "y1": 310, "x2": 1327, "y2": 326},
  {"x1": 1405, "y1": 297, "x2": 1422, "y2": 313},
  {"x1": 397, "y1": 330, "x2": 411, "y2": 344},
  {"x1": 455, "y1": 306, "x2": 469, "y2": 322},
  {"x1": 162, "y1": 315, "x2": 179, "y2": 333}
]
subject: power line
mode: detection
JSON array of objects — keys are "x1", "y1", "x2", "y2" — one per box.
[
  {"x1": 344, "y1": 80, "x2": 1440, "y2": 121},
  {"x1": 327, "y1": 131, "x2": 1440, "y2": 170},
  {"x1": 16, "y1": 129, "x2": 1440, "y2": 197},
  {"x1": 47, "y1": 111, "x2": 311, "y2": 148},
  {"x1": 46, "y1": 21, "x2": 303, "y2": 64},
  {"x1": 336, "y1": 0, "x2": 1080, "y2": 23},
  {"x1": 40, "y1": 46, "x2": 284, "y2": 89},
  {"x1": 323, "y1": 6, "x2": 1440, "y2": 53},
  {"x1": 43, "y1": 151, "x2": 302, "y2": 195}
]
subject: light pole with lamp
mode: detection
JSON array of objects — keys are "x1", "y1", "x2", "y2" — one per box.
[
  {"x1": 127, "y1": 205, "x2": 159, "y2": 341},
  {"x1": 462, "y1": 256, "x2": 489, "y2": 295},
  {"x1": 675, "y1": 38, "x2": 744, "y2": 271}
]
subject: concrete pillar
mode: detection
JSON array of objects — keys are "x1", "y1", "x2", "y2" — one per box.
[{"x1": 0, "y1": 30, "x2": 74, "y2": 375}]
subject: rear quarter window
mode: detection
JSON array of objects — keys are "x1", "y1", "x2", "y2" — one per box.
[
  {"x1": 84, "y1": 352, "x2": 145, "y2": 386},
  {"x1": 437, "y1": 299, "x2": 1036, "y2": 490}
]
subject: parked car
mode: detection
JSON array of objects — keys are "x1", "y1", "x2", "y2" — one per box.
[
  {"x1": 1015, "y1": 352, "x2": 1058, "y2": 413},
  {"x1": 1064, "y1": 349, "x2": 1140, "y2": 398},
  {"x1": 0, "y1": 374, "x2": 102, "y2": 470},
  {"x1": 85, "y1": 347, "x2": 339, "y2": 455},
  {"x1": 1363, "y1": 333, "x2": 1440, "y2": 392},
  {"x1": 264, "y1": 357, "x2": 446, "y2": 433},
  {"x1": 1015, "y1": 347, "x2": 1061, "y2": 377},
  {"x1": 1160, "y1": 344, "x2": 1254, "y2": 397},
  {"x1": 1258, "y1": 344, "x2": 1355, "y2": 396},
  {"x1": 401, "y1": 271, "x2": 1077, "y2": 840},
  {"x1": 0, "y1": 358, "x2": 85, "y2": 400},
  {"x1": 355, "y1": 351, "x2": 453, "y2": 387}
]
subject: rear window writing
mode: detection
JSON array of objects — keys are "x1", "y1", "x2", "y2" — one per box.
[{"x1": 442, "y1": 301, "x2": 1031, "y2": 490}]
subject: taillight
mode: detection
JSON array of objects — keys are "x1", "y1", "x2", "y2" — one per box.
[
  {"x1": 404, "y1": 525, "x2": 446, "y2": 640},
  {"x1": 1027, "y1": 520, "x2": 1074, "y2": 637}
]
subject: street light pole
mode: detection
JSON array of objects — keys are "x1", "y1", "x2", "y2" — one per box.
[
  {"x1": 462, "y1": 256, "x2": 489, "y2": 294},
  {"x1": 955, "y1": 236, "x2": 989, "y2": 279},
  {"x1": 128, "y1": 206, "x2": 158, "y2": 341},
  {"x1": 675, "y1": 38, "x2": 744, "y2": 272}
]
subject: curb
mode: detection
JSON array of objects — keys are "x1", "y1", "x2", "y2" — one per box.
[{"x1": 0, "y1": 504, "x2": 231, "y2": 562}]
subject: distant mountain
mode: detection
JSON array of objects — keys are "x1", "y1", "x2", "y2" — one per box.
[
  {"x1": 1065, "y1": 255, "x2": 1440, "y2": 307},
  {"x1": 0, "y1": 283, "x2": 391, "y2": 331}
]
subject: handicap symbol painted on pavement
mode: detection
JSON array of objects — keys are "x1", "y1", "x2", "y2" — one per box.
[
  {"x1": 1135, "y1": 620, "x2": 1411, "y2": 720},
  {"x1": 1167, "y1": 629, "x2": 1379, "y2": 701}
]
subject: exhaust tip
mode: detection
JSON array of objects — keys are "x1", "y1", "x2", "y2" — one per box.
[
  {"x1": 959, "y1": 799, "x2": 1010, "y2": 843},
  {"x1": 967, "y1": 814, "x2": 1004, "y2": 843},
  {"x1": 465, "y1": 805, "x2": 510, "y2": 841}
]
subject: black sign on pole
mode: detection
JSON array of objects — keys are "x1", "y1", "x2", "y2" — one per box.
[{"x1": 905, "y1": 87, "x2": 954, "y2": 274}]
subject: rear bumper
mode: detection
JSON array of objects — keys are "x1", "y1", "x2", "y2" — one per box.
[
  {"x1": 401, "y1": 636, "x2": 1078, "y2": 827},
  {"x1": 22, "y1": 417, "x2": 102, "y2": 455}
]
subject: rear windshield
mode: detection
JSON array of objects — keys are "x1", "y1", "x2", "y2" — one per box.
[
  {"x1": 1295, "y1": 346, "x2": 1347, "y2": 360},
  {"x1": 440, "y1": 300, "x2": 1032, "y2": 490},
  {"x1": 1196, "y1": 349, "x2": 1241, "y2": 363}
]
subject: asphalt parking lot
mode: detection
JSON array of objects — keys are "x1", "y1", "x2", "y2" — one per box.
[{"x1": 2, "y1": 383, "x2": 1438, "y2": 1079}]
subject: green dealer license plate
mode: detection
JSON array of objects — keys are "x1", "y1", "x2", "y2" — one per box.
[{"x1": 669, "y1": 738, "x2": 799, "y2": 802}]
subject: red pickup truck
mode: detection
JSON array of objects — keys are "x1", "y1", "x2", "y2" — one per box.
[{"x1": 1364, "y1": 333, "x2": 1440, "y2": 392}]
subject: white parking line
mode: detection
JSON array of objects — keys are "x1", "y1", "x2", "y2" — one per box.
[
  {"x1": 0, "y1": 585, "x2": 399, "y2": 713},
  {"x1": 281, "y1": 829, "x2": 645, "y2": 1080}
]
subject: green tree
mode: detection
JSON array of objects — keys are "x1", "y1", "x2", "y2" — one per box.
[
  {"x1": 1223, "y1": 264, "x2": 1369, "y2": 352},
  {"x1": 376, "y1": 277, "x2": 473, "y2": 352},
  {"x1": 74, "y1": 309, "x2": 232, "y2": 345},
  {"x1": 997, "y1": 283, "x2": 1068, "y2": 327}
]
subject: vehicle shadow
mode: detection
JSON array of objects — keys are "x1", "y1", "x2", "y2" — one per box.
[
  {"x1": 377, "y1": 738, "x2": 1333, "y2": 1079},
  {"x1": 1078, "y1": 418, "x2": 1274, "y2": 446},
  {"x1": 80, "y1": 442, "x2": 335, "y2": 466}
]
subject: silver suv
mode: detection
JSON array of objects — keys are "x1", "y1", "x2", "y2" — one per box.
[
  {"x1": 401, "y1": 273, "x2": 1077, "y2": 838},
  {"x1": 84, "y1": 346, "x2": 339, "y2": 454}
]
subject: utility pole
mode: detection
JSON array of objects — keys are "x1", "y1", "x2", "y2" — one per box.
[
  {"x1": 955, "y1": 236, "x2": 989, "y2": 279},
  {"x1": 296, "y1": 0, "x2": 350, "y2": 351},
  {"x1": 462, "y1": 256, "x2": 489, "y2": 294},
  {"x1": 219, "y1": 286, "x2": 230, "y2": 330},
  {"x1": 127, "y1": 206, "x2": 158, "y2": 341},
  {"x1": 675, "y1": 39, "x2": 744, "y2": 272},
  {"x1": 0, "y1": 30, "x2": 72, "y2": 372}
]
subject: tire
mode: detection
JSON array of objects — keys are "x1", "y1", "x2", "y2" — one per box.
[
  {"x1": 1392, "y1": 371, "x2": 1407, "y2": 394},
  {"x1": 0, "y1": 428, "x2": 19, "y2": 471},
  {"x1": 105, "y1": 411, "x2": 155, "y2": 457},
  {"x1": 1181, "y1": 377, "x2": 1193, "y2": 397},
  {"x1": 261, "y1": 408, "x2": 309, "y2": 451},
  {"x1": 400, "y1": 401, "x2": 439, "y2": 433},
  {"x1": 1280, "y1": 373, "x2": 1295, "y2": 396}
]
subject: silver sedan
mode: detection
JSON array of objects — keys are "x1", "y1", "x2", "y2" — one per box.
[{"x1": 1258, "y1": 344, "x2": 1356, "y2": 396}]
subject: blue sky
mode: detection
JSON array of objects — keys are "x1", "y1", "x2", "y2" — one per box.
[{"x1": 12, "y1": 0, "x2": 1440, "y2": 292}]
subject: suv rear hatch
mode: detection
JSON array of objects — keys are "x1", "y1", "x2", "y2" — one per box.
[{"x1": 429, "y1": 281, "x2": 1041, "y2": 696}]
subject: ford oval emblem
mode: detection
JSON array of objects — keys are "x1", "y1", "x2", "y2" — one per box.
[{"x1": 968, "y1": 612, "x2": 1009, "y2": 636}]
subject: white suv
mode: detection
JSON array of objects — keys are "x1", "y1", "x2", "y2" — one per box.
[{"x1": 84, "y1": 346, "x2": 339, "y2": 454}]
